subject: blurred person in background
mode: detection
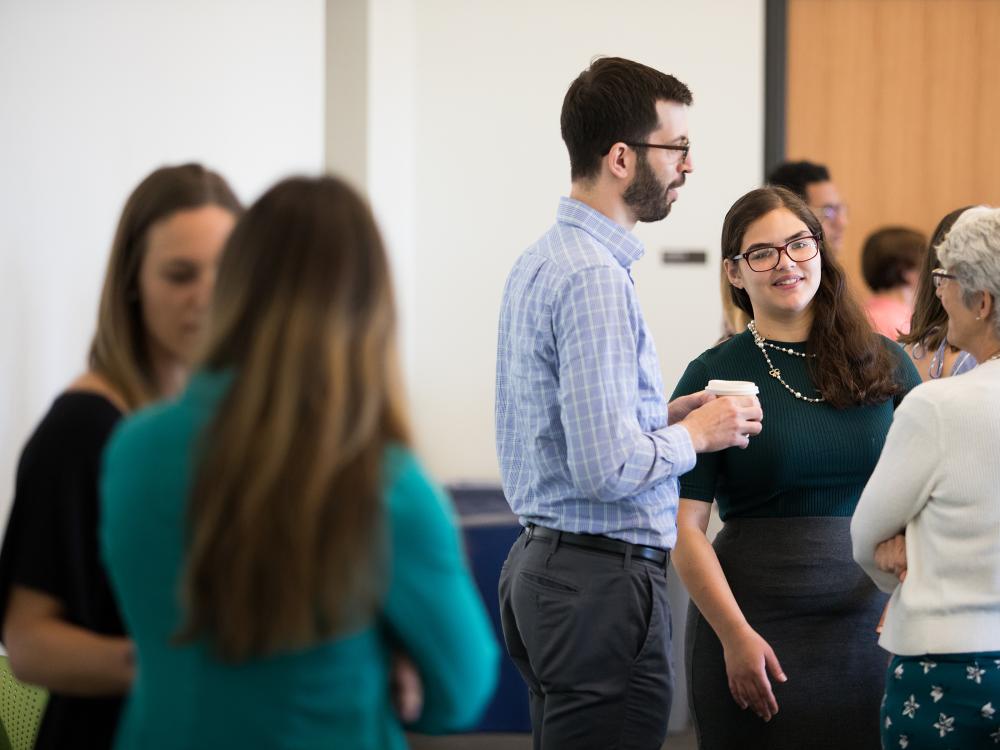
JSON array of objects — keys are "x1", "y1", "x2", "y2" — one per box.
[
  {"x1": 853, "y1": 206, "x2": 1000, "y2": 750},
  {"x1": 767, "y1": 160, "x2": 848, "y2": 256},
  {"x1": 100, "y1": 175, "x2": 498, "y2": 750},
  {"x1": 861, "y1": 226, "x2": 926, "y2": 339},
  {"x1": 0, "y1": 163, "x2": 241, "y2": 749},
  {"x1": 898, "y1": 207, "x2": 978, "y2": 380}
]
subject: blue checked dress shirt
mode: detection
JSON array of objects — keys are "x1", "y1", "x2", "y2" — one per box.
[{"x1": 495, "y1": 197, "x2": 696, "y2": 549}]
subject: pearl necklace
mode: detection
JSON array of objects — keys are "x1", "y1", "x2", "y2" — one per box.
[{"x1": 747, "y1": 321, "x2": 824, "y2": 403}]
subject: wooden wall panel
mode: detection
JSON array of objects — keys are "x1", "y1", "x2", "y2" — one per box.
[{"x1": 786, "y1": 0, "x2": 1000, "y2": 294}]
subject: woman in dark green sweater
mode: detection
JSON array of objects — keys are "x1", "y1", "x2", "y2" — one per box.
[{"x1": 671, "y1": 187, "x2": 921, "y2": 750}]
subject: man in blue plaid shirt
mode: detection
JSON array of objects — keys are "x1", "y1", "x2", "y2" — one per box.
[{"x1": 496, "y1": 57, "x2": 763, "y2": 749}]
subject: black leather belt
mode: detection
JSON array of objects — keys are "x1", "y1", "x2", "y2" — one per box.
[{"x1": 526, "y1": 524, "x2": 668, "y2": 566}]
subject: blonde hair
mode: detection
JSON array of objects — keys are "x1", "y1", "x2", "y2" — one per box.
[
  {"x1": 89, "y1": 164, "x2": 241, "y2": 409},
  {"x1": 178, "y1": 176, "x2": 410, "y2": 660}
]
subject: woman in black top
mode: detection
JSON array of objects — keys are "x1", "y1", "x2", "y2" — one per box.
[{"x1": 0, "y1": 164, "x2": 240, "y2": 749}]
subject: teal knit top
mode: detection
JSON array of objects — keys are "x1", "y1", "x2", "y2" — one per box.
[
  {"x1": 99, "y1": 371, "x2": 498, "y2": 750},
  {"x1": 671, "y1": 331, "x2": 922, "y2": 520}
]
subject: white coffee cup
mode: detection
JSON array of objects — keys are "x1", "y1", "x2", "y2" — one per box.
[{"x1": 705, "y1": 379, "x2": 759, "y2": 397}]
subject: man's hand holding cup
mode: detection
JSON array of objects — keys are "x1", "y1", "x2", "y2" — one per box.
[{"x1": 676, "y1": 380, "x2": 763, "y2": 452}]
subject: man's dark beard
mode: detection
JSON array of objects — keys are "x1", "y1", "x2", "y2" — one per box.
[{"x1": 623, "y1": 150, "x2": 672, "y2": 223}]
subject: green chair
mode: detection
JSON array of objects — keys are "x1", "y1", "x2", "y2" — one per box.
[{"x1": 0, "y1": 655, "x2": 47, "y2": 750}]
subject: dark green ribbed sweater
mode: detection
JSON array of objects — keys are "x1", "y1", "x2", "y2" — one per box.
[{"x1": 671, "y1": 330, "x2": 922, "y2": 520}]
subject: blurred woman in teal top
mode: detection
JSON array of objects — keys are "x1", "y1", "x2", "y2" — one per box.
[{"x1": 99, "y1": 176, "x2": 498, "y2": 750}]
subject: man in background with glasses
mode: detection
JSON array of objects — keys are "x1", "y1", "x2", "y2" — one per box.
[
  {"x1": 496, "y1": 56, "x2": 763, "y2": 749},
  {"x1": 768, "y1": 160, "x2": 849, "y2": 256}
]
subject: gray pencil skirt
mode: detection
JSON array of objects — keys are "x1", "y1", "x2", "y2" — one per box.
[{"x1": 685, "y1": 517, "x2": 888, "y2": 750}]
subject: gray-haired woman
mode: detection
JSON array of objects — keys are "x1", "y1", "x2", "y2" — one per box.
[{"x1": 853, "y1": 206, "x2": 1000, "y2": 750}]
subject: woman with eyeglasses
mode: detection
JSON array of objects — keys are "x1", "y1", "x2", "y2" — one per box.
[
  {"x1": 670, "y1": 186, "x2": 921, "y2": 749},
  {"x1": 852, "y1": 206, "x2": 1000, "y2": 750},
  {"x1": 98, "y1": 176, "x2": 498, "y2": 750},
  {"x1": 897, "y1": 207, "x2": 979, "y2": 380}
]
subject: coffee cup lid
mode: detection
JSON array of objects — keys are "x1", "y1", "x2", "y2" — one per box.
[{"x1": 706, "y1": 379, "x2": 759, "y2": 396}]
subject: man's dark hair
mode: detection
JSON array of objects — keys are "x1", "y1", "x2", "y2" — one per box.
[
  {"x1": 766, "y1": 160, "x2": 831, "y2": 201},
  {"x1": 560, "y1": 57, "x2": 692, "y2": 182},
  {"x1": 861, "y1": 227, "x2": 926, "y2": 292}
]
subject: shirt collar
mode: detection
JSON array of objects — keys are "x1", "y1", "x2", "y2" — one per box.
[{"x1": 556, "y1": 196, "x2": 645, "y2": 268}]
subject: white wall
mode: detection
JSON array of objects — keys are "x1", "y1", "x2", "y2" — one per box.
[
  {"x1": 0, "y1": 0, "x2": 326, "y2": 527},
  {"x1": 385, "y1": 0, "x2": 766, "y2": 482}
]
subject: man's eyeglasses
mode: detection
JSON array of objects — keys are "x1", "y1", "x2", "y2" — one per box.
[
  {"x1": 812, "y1": 203, "x2": 848, "y2": 222},
  {"x1": 730, "y1": 235, "x2": 821, "y2": 272},
  {"x1": 623, "y1": 142, "x2": 690, "y2": 164},
  {"x1": 931, "y1": 269, "x2": 958, "y2": 289}
]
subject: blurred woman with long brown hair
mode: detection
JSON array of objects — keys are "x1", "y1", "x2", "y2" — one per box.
[
  {"x1": 99, "y1": 175, "x2": 498, "y2": 750},
  {"x1": 0, "y1": 163, "x2": 240, "y2": 749}
]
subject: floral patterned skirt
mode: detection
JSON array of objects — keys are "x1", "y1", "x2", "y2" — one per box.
[{"x1": 881, "y1": 651, "x2": 1000, "y2": 749}]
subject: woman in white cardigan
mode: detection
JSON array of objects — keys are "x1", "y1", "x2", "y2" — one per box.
[{"x1": 852, "y1": 206, "x2": 1000, "y2": 750}]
